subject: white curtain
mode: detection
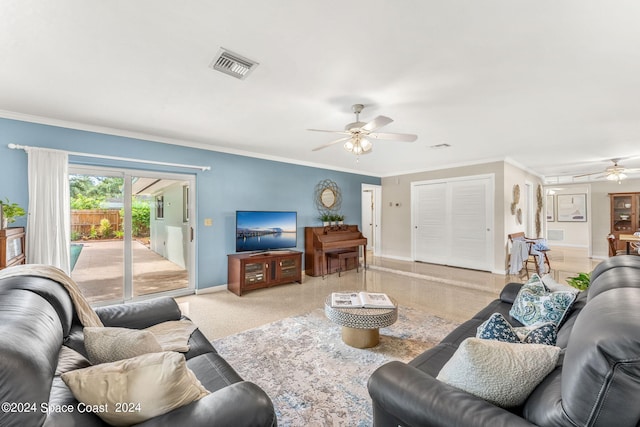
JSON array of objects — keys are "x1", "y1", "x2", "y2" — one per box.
[{"x1": 26, "y1": 148, "x2": 71, "y2": 273}]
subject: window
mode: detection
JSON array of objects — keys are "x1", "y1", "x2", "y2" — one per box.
[
  {"x1": 156, "y1": 195, "x2": 164, "y2": 219},
  {"x1": 183, "y1": 185, "x2": 190, "y2": 222}
]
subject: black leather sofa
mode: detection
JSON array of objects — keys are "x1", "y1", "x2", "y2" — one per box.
[
  {"x1": 0, "y1": 273, "x2": 277, "y2": 427},
  {"x1": 368, "y1": 255, "x2": 640, "y2": 427}
]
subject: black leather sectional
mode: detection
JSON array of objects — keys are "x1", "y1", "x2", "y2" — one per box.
[
  {"x1": 0, "y1": 275, "x2": 277, "y2": 427},
  {"x1": 368, "y1": 255, "x2": 640, "y2": 427}
]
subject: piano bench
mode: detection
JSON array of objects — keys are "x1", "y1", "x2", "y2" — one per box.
[{"x1": 326, "y1": 250, "x2": 360, "y2": 277}]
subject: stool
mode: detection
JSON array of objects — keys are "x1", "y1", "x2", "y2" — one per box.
[{"x1": 326, "y1": 250, "x2": 359, "y2": 277}]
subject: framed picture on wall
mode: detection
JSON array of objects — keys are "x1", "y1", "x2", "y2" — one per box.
[
  {"x1": 546, "y1": 195, "x2": 555, "y2": 222},
  {"x1": 557, "y1": 194, "x2": 587, "y2": 222}
]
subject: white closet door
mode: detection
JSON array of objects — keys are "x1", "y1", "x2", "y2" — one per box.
[
  {"x1": 413, "y1": 182, "x2": 448, "y2": 264},
  {"x1": 450, "y1": 178, "x2": 492, "y2": 270},
  {"x1": 412, "y1": 176, "x2": 493, "y2": 271}
]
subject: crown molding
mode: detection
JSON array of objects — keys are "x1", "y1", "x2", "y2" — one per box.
[{"x1": 0, "y1": 109, "x2": 380, "y2": 178}]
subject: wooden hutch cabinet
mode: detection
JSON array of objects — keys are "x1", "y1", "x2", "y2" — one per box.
[
  {"x1": 227, "y1": 250, "x2": 302, "y2": 296},
  {"x1": 609, "y1": 193, "x2": 640, "y2": 253},
  {"x1": 0, "y1": 227, "x2": 26, "y2": 269}
]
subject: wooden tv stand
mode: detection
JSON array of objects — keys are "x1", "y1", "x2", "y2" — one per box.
[{"x1": 227, "y1": 250, "x2": 302, "y2": 296}]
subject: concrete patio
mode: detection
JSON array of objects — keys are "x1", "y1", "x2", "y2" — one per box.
[{"x1": 71, "y1": 239, "x2": 189, "y2": 303}]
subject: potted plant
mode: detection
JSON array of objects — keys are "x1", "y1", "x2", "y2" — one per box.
[
  {"x1": 320, "y1": 213, "x2": 331, "y2": 227},
  {"x1": 566, "y1": 272, "x2": 590, "y2": 291},
  {"x1": 329, "y1": 214, "x2": 339, "y2": 227},
  {"x1": 336, "y1": 214, "x2": 345, "y2": 225},
  {"x1": 1, "y1": 198, "x2": 26, "y2": 229}
]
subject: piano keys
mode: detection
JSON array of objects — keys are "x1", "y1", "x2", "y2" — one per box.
[{"x1": 304, "y1": 225, "x2": 367, "y2": 277}]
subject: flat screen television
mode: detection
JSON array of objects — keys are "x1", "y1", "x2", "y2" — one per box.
[{"x1": 236, "y1": 210, "x2": 297, "y2": 252}]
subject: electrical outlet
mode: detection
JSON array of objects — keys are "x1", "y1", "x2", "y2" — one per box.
[{"x1": 204, "y1": 218, "x2": 213, "y2": 226}]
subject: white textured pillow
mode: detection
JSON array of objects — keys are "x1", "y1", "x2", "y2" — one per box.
[
  {"x1": 541, "y1": 274, "x2": 579, "y2": 294},
  {"x1": 84, "y1": 326, "x2": 162, "y2": 365},
  {"x1": 436, "y1": 338, "x2": 560, "y2": 408},
  {"x1": 61, "y1": 351, "x2": 209, "y2": 426}
]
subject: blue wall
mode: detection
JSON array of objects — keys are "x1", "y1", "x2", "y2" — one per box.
[{"x1": 0, "y1": 117, "x2": 380, "y2": 288}]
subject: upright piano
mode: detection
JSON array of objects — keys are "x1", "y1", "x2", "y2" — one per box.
[{"x1": 304, "y1": 225, "x2": 367, "y2": 277}]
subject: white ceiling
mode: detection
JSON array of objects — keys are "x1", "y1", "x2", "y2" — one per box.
[{"x1": 2, "y1": 1, "x2": 640, "y2": 180}]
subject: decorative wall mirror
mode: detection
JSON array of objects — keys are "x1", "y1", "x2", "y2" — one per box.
[
  {"x1": 314, "y1": 179, "x2": 342, "y2": 214},
  {"x1": 321, "y1": 188, "x2": 337, "y2": 209}
]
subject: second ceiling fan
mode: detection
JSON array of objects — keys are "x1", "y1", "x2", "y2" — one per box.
[
  {"x1": 574, "y1": 158, "x2": 640, "y2": 183},
  {"x1": 309, "y1": 104, "x2": 417, "y2": 155}
]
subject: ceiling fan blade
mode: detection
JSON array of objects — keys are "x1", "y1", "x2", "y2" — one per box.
[
  {"x1": 312, "y1": 136, "x2": 352, "y2": 151},
  {"x1": 369, "y1": 132, "x2": 418, "y2": 142},
  {"x1": 307, "y1": 129, "x2": 351, "y2": 135},
  {"x1": 361, "y1": 115, "x2": 393, "y2": 132},
  {"x1": 573, "y1": 171, "x2": 600, "y2": 178}
]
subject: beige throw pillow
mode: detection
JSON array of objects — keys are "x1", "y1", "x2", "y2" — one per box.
[
  {"x1": 436, "y1": 337, "x2": 560, "y2": 408},
  {"x1": 61, "y1": 351, "x2": 209, "y2": 426},
  {"x1": 84, "y1": 326, "x2": 162, "y2": 365}
]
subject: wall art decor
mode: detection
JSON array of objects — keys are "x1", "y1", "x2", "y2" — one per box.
[{"x1": 557, "y1": 194, "x2": 587, "y2": 222}]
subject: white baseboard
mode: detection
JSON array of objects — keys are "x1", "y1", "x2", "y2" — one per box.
[
  {"x1": 196, "y1": 284, "x2": 227, "y2": 295},
  {"x1": 378, "y1": 253, "x2": 414, "y2": 262}
]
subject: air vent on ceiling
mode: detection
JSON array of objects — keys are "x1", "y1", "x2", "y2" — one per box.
[
  {"x1": 429, "y1": 143, "x2": 451, "y2": 149},
  {"x1": 209, "y1": 48, "x2": 258, "y2": 80}
]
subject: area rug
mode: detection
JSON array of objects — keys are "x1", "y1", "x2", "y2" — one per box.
[{"x1": 212, "y1": 307, "x2": 459, "y2": 427}]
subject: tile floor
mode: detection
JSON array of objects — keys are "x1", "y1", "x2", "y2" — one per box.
[{"x1": 177, "y1": 247, "x2": 600, "y2": 340}]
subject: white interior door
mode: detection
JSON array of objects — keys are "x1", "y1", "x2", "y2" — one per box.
[
  {"x1": 412, "y1": 175, "x2": 494, "y2": 271},
  {"x1": 362, "y1": 184, "x2": 382, "y2": 254},
  {"x1": 413, "y1": 182, "x2": 448, "y2": 265},
  {"x1": 362, "y1": 190, "x2": 373, "y2": 251},
  {"x1": 449, "y1": 178, "x2": 493, "y2": 270}
]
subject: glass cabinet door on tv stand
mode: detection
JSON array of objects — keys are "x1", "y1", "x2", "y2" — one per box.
[
  {"x1": 277, "y1": 256, "x2": 301, "y2": 282},
  {"x1": 243, "y1": 261, "x2": 267, "y2": 286}
]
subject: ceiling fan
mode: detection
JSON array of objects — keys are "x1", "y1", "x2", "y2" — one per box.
[
  {"x1": 308, "y1": 104, "x2": 417, "y2": 156},
  {"x1": 574, "y1": 158, "x2": 640, "y2": 183}
]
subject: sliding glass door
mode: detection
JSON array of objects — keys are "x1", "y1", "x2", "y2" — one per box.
[
  {"x1": 130, "y1": 175, "x2": 191, "y2": 298},
  {"x1": 69, "y1": 166, "x2": 195, "y2": 305}
]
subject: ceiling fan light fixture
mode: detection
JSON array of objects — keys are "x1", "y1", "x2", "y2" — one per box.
[
  {"x1": 343, "y1": 136, "x2": 373, "y2": 156},
  {"x1": 344, "y1": 140, "x2": 354, "y2": 152},
  {"x1": 311, "y1": 104, "x2": 417, "y2": 156},
  {"x1": 607, "y1": 172, "x2": 627, "y2": 182}
]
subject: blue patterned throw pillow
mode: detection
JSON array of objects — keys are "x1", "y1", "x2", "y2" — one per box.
[
  {"x1": 477, "y1": 313, "x2": 558, "y2": 346},
  {"x1": 513, "y1": 323, "x2": 558, "y2": 346},
  {"x1": 523, "y1": 323, "x2": 558, "y2": 346},
  {"x1": 476, "y1": 313, "x2": 520, "y2": 343},
  {"x1": 520, "y1": 274, "x2": 547, "y2": 294},
  {"x1": 509, "y1": 277, "x2": 577, "y2": 327}
]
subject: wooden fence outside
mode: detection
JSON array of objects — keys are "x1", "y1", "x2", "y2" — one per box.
[{"x1": 71, "y1": 209, "x2": 122, "y2": 236}]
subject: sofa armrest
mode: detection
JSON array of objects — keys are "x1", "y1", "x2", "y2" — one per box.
[
  {"x1": 368, "y1": 361, "x2": 536, "y2": 427},
  {"x1": 499, "y1": 282, "x2": 523, "y2": 304},
  {"x1": 136, "y1": 381, "x2": 277, "y2": 427},
  {"x1": 95, "y1": 297, "x2": 182, "y2": 329}
]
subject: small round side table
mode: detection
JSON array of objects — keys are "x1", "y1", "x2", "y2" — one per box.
[{"x1": 324, "y1": 294, "x2": 398, "y2": 348}]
